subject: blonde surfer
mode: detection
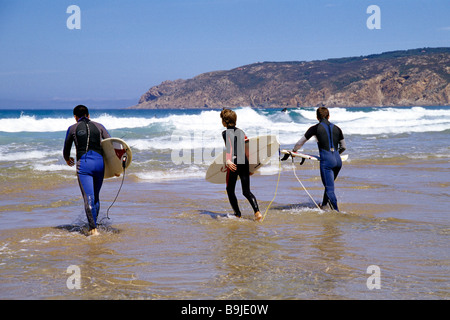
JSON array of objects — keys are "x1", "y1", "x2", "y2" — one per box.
[{"x1": 220, "y1": 108, "x2": 262, "y2": 221}]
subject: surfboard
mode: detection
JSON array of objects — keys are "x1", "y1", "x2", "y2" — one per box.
[
  {"x1": 281, "y1": 149, "x2": 348, "y2": 161},
  {"x1": 205, "y1": 135, "x2": 280, "y2": 184},
  {"x1": 101, "y1": 138, "x2": 132, "y2": 179}
]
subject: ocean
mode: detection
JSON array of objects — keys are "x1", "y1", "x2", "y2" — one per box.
[{"x1": 0, "y1": 106, "x2": 449, "y2": 301}]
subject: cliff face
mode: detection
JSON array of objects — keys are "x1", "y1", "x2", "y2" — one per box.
[{"x1": 134, "y1": 48, "x2": 450, "y2": 109}]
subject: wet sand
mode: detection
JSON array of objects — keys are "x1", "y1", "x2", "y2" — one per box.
[{"x1": 0, "y1": 157, "x2": 449, "y2": 300}]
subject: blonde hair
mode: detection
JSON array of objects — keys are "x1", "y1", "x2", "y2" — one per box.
[{"x1": 220, "y1": 108, "x2": 237, "y2": 127}]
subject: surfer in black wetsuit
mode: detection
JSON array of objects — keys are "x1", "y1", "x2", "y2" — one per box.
[
  {"x1": 63, "y1": 105, "x2": 110, "y2": 236},
  {"x1": 220, "y1": 109, "x2": 262, "y2": 221},
  {"x1": 284, "y1": 107, "x2": 346, "y2": 211}
]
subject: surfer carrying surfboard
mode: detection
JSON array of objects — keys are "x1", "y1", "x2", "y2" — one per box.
[
  {"x1": 63, "y1": 105, "x2": 111, "y2": 236},
  {"x1": 283, "y1": 107, "x2": 346, "y2": 211},
  {"x1": 220, "y1": 109, "x2": 263, "y2": 221}
]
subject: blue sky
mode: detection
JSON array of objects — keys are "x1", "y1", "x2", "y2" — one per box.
[{"x1": 0, "y1": 0, "x2": 449, "y2": 108}]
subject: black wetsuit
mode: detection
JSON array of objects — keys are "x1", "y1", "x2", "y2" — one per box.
[{"x1": 222, "y1": 127, "x2": 259, "y2": 217}]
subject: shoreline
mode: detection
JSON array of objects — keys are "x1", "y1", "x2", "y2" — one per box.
[
  {"x1": 0, "y1": 106, "x2": 448, "y2": 300},
  {"x1": 1, "y1": 155, "x2": 448, "y2": 231},
  {"x1": 0, "y1": 155, "x2": 449, "y2": 299}
]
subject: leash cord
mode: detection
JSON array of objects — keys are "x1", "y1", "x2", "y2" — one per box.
[
  {"x1": 261, "y1": 153, "x2": 282, "y2": 222},
  {"x1": 105, "y1": 167, "x2": 126, "y2": 220},
  {"x1": 105, "y1": 155, "x2": 128, "y2": 220},
  {"x1": 291, "y1": 157, "x2": 321, "y2": 210}
]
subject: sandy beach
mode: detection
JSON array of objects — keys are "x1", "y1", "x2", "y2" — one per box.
[
  {"x1": 1, "y1": 154, "x2": 448, "y2": 300},
  {"x1": 1, "y1": 107, "x2": 449, "y2": 302},
  {"x1": 2, "y1": 0, "x2": 449, "y2": 308}
]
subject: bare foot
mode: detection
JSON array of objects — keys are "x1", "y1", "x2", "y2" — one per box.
[
  {"x1": 254, "y1": 211, "x2": 262, "y2": 222},
  {"x1": 88, "y1": 228, "x2": 100, "y2": 236}
]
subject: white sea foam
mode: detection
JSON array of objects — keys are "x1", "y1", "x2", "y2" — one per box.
[
  {"x1": 0, "y1": 115, "x2": 74, "y2": 133},
  {"x1": 95, "y1": 113, "x2": 162, "y2": 130},
  {"x1": 1, "y1": 107, "x2": 448, "y2": 136},
  {"x1": 127, "y1": 133, "x2": 224, "y2": 151},
  {"x1": 293, "y1": 107, "x2": 450, "y2": 135},
  {"x1": 0, "y1": 150, "x2": 54, "y2": 162},
  {"x1": 134, "y1": 167, "x2": 206, "y2": 182},
  {"x1": 1, "y1": 107, "x2": 449, "y2": 183},
  {"x1": 33, "y1": 163, "x2": 75, "y2": 172}
]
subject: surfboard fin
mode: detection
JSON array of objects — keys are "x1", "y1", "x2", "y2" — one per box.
[
  {"x1": 299, "y1": 158, "x2": 306, "y2": 165},
  {"x1": 280, "y1": 152, "x2": 291, "y2": 161},
  {"x1": 121, "y1": 155, "x2": 128, "y2": 169}
]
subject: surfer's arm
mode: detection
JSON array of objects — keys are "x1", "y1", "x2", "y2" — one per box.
[
  {"x1": 65, "y1": 158, "x2": 75, "y2": 166},
  {"x1": 63, "y1": 126, "x2": 75, "y2": 166},
  {"x1": 337, "y1": 126, "x2": 346, "y2": 154},
  {"x1": 338, "y1": 139, "x2": 346, "y2": 154},
  {"x1": 222, "y1": 130, "x2": 236, "y2": 171},
  {"x1": 100, "y1": 124, "x2": 111, "y2": 139},
  {"x1": 293, "y1": 136, "x2": 308, "y2": 152},
  {"x1": 293, "y1": 125, "x2": 317, "y2": 152},
  {"x1": 225, "y1": 139, "x2": 237, "y2": 172}
]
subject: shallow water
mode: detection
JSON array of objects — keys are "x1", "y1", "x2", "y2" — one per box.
[
  {"x1": 1, "y1": 107, "x2": 449, "y2": 300},
  {"x1": 1, "y1": 157, "x2": 449, "y2": 300}
]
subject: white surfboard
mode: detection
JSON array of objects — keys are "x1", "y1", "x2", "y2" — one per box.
[
  {"x1": 281, "y1": 149, "x2": 348, "y2": 161},
  {"x1": 205, "y1": 135, "x2": 280, "y2": 184},
  {"x1": 101, "y1": 138, "x2": 132, "y2": 179}
]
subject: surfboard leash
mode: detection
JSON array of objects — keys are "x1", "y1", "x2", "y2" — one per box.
[
  {"x1": 261, "y1": 149, "x2": 282, "y2": 222},
  {"x1": 104, "y1": 155, "x2": 128, "y2": 221},
  {"x1": 290, "y1": 156, "x2": 321, "y2": 210}
]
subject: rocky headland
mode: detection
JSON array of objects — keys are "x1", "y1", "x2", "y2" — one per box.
[{"x1": 133, "y1": 47, "x2": 450, "y2": 109}]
